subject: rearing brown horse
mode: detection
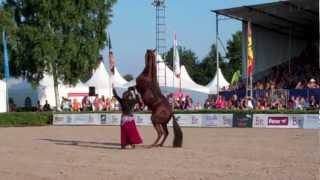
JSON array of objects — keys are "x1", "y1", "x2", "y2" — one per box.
[{"x1": 135, "y1": 49, "x2": 183, "y2": 147}]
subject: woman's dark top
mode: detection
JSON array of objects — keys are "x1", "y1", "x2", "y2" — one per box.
[{"x1": 113, "y1": 88, "x2": 139, "y2": 116}]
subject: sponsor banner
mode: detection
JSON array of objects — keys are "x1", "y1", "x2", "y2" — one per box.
[
  {"x1": 268, "y1": 116, "x2": 289, "y2": 126},
  {"x1": 302, "y1": 114, "x2": 319, "y2": 129},
  {"x1": 168, "y1": 114, "x2": 203, "y2": 127},
  {"x1": 99, "y1": 113, "x2": 121, "y2": 125},
  {"x1": 233, "y1": 113, "x2": 252, "y2": 128},
  {"x1": 135, "y1": 114, "x2": 152, "y2": 126},
  {"x1": 53, "y1": 113, "x2": 233, "y2": 127},
  {"x1": 252, "y1": 114, "x2": 267, "y2": 128},
  {"x1": 53, "y1": 113, "x2": 100, "y2": 125},
  {"x1": 201, "y1": 114, "x2": 233, "y2": 128},
  {"x1": 252, "y1": 114, "x2": 304, "y2": 128},
  {"x1": 291, "y1": 114, "x2": 304, "y2": 128}
]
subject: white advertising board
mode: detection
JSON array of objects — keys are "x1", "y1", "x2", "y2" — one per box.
[
  {"x1": 53, "y1": 113, "x2": 233, "y2": 128},
  {"x1": 253, "y1": 114, "x2": 304, "y2": 128}
]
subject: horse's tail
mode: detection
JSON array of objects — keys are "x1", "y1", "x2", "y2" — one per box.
[{"x1": 172, "y1": 114, "x2": 183, "y2": 148}]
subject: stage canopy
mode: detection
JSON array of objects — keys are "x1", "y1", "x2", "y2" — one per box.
[{"x1": 212, "y1": 0, "x2": 319, "y2": 78}]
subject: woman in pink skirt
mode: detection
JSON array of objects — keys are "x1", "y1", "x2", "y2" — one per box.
[{"x1": 113, "y1": 87, "x2": 143, "y2": 149}]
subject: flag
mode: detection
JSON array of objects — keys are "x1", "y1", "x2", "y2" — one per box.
[
  {"x1": 108, "y1": 33, "x2": 115, "y2": 75},
  {"x1": 173, "y1": 33, "x2": 180, "y2": 78},
  {"x1": 231, "y1": 70, "x2": 241, "y2": 85},
  {"x1": 247, "y1": 22, "x2": 254, "y2": 77},
  {"x1": 2, "y1": 31, "x2": 10, "y2": 80}
]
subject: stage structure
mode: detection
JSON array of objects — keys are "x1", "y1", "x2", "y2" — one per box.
[
  {"x1": 152, "y1": 0, "x2": 167, "y2": 91},
  {"x1": 212, "y1": 0, "x2": 318, "y2": 79},
  {"x1": 212, "y1": 0, "x2": 319, "y2": 97}
]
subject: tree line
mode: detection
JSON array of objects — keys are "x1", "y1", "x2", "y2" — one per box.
[{"x1": 165, "y1": 31, "x2": 242, "y2": 86}]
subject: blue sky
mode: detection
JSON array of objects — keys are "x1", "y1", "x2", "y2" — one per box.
[
  {"x1": 1, "y1": 0, "x2": 277, "y2": 76},
  {"x1": 105, "y1": 0, "x2": 277, "y2": 77}
]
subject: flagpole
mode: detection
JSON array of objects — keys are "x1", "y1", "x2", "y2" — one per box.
[
  {"x1": 173, "y1": 33, "x2": 175, "y2": 90},
  {"x1": 179, "y1": 75, "x2": 181, "y2": 92},
  {"x1": 245, "y1": 21, "x2": 249, "y2": 98},
  {"x1": 2, "y1": 31, "x2": 10, "y2": 112},
  {"x1": 216, "y1": 14, "x2": 219, "y2": 96},
  {"x1": 108, "y1": 32, "x2": 113, "y2": 98}
]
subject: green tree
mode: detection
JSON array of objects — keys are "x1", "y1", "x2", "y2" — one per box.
[
  {"x1": 225, "y1": 31, "x2": 242, "y2": 81},
  {"x1": 197, "y1": 44, "x2": 226, "y2": 85},
  {"x1": 4, "y1": 0, "x2": 117, "y2": 109},
  {"x1": 164, "y1": 44, "x2": 226, "y2": 86},
  {"x1": 165, "y1": 46, "x2": 198, "y2": 74},
  {"x1": 123, "y1": 74, "x2": 133, "y2": 81}
]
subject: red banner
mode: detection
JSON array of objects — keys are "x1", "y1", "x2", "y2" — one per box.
[{"x1": 267, "y1": 117, "x2": 289, "y2": 126}]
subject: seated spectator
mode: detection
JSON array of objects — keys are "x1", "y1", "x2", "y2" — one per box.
[
  {"x1": 301, "y1": 97, "x2": 309, "y2": 109},
  {"x1": 185, "y1": 96, "x2": 193, "y2": 110},
  {"x1": 43, "y1": 100, "x2": 51, "y2": 111},
  {"x1": 246, "y1": 96, "x2": 254, "y2": 109},
  {"x1": 72, "y1": 99, "x2": 81, "y2": 112},
  {"x1": 82, "y1": 96, "x2": 91, "y2": 111},
  {"x1": 288, "y1": 96, "x2": 295, "y2": 109},
  {"x1": 100, "y1": 96, "x2": 107, "y2": 111},
  {"x1": 256, "y1": 101, "x2": 265, "y2": 110},
  {"x1": 309, "y1": 96, "x2": 319, "y2": 109},
  {"x1": 307, "y1": 78, "x2": 319, "y2": 89},
  {"x1": 37, "y1": 100, "x2": 42, "y2": 112},
  {"x1": 93, "y1": 94, "x2": 101, "y2": 111},
  {"x1": 294, "y1": 96, "x2": 303, "y2": 110},
  {"x1": 204, "y1": 96, "x2": 211, "y2": 109},
  {"x1": 61, "y1": 97, "x2": 71, "y2": 112},
  {"x1": 295, "y1": 81, "x2": 304, "y2": 89},
  {"x1": 215, "y1": 95, "x2": 225, "y2": 109},
  {"x1": 230, "y1": 94, "x2": 239, "y2": 109},
  {"x1": 105, "y1": 98, "x2": 111, "y2": 111}
]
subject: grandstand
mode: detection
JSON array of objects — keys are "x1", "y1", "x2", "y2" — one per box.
[
  {"x1": 212, "y1": 0, "x2": 319, "y2": 109},
  {"x1": 213, "y1": 0, "x2": 318, "y2": 80}
]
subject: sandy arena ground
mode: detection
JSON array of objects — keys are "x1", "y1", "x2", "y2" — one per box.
[{"x1": 0, "y1": 126, "x2": 318, "y2": 180}]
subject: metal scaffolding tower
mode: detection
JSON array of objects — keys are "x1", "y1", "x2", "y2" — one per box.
[{"x1": 152, "y1": 0, "x2": 167, "y2": 90}]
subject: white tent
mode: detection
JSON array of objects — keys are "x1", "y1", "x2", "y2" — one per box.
[
  {"x1": 113, "y1": 67, "x2": 128, "y2": 87},
  {"x1": 61, "y1": 81, "x2": 89, "y2": 103},
  {"x1": 85, "y1": 62, "x2": 111, "y2": 98},
  {"x1": 206, "y1": 67, "x2": 230, "y2": 94},
  {"x1": 180, "y1": 65, "x2": 209, "y2": 94},
  {"x1": 37, "y1": 74, "x2": 64, "y2": 107},
  {"x1": 121, "y1": 54, "x2": 209, "y2": 94},
  {"x1": 157, "y1": 55, "x2": 209, "y2": 94},
  {"x1": 0, "y1": 80, "x2": 7, "y2": 112}
]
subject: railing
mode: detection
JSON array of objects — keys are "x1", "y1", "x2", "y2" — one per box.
[{"x1": 219, "y1": 88, "x2": 320, "y2": 102}]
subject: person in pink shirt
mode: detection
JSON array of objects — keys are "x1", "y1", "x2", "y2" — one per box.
[{"x1": 215, "y1": 95, "x2": 225, "y2": 109}]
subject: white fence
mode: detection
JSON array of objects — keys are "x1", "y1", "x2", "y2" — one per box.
[
  {"x1": 53, "y1": 113, "x2": 234, "y2": 128},
  {"x1": 53, "y1": 113, "x2": 319, "y2": 129}
]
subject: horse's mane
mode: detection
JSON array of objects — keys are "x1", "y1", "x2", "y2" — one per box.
[
  {"x1": 139, "y1": 50, "x2": 162, "y2": 96},
  {"x1": 142, "y1": 50, "x2": 157, "y2": 82}
]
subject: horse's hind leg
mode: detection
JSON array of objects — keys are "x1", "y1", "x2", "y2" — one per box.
[
  {"x1": 158, "y1": 123, "x2": 169, "y2": 147},
  {"x1": 149, "y1": 122, "x2": 163, "y2": 147}
]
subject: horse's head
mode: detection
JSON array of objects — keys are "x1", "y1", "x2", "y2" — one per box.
[{"x1": 145, "y1": 49, "x2": 156, "y2": 67}]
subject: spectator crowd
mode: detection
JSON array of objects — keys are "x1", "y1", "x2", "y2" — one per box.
[{"x1": 24, "y1": 45, "x2": 320, "y2": 112}]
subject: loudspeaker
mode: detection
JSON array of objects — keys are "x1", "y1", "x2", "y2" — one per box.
[{"x1": 89, "y1": 86, "x2": 96, "y2": 96}]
